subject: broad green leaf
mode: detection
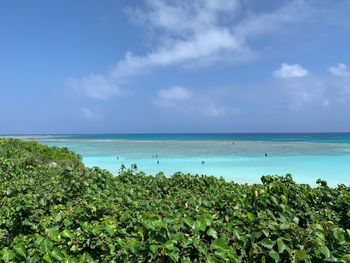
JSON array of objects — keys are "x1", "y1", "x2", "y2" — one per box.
[
  {"x1": 51, "y1": 248, "x2": 65, "y2": 261},
  {"x1": 342, "y1": 254, "x2": 350, "y2": 262},
  {"x1": 269, "y1": 250, "x2": 280, "y2": 263},
  {"x1": 149, "y1": 245, "x2": 158, "y2": 253},
  {"x1": 211, "y1": 238, "x2": 229, "y2": 251},
  {"x1": 128, "y1": 239, "x2": 139, "y2": 254},
  {"x1": 280, "y1": 194, "x2": 288, "y2": 204},
  {"x1": 1, "y1": 248, "x2": 15, "y2": 262},
  {"x1": 62, "y1": 229, "x2": 72, "y2": 238},
  {"x1": 181, "y1": 257, "x2": 192, "y2": 263},
  {"x1": 320, "y1": 245, "x2": 330, "y2": 259},
  {"x1": 280, "y1": 223, "x2": 290, "y2": 230},
  {"x1": 262, "y1": 229, "x2": 269, "y2": 237},
  {"x1": 43, "y1": 254, "x2": 53, "y2": 263},
  {"x1": 277, "y1": 238, "x2": 286, "y2": 253},
  {"x1": 105, "y1": 224, "x2": 116, "y2": 236},
  {"x1": 28, "y1": 253, "x2": 40, "y2": 263},
  {"x1": 168, "y1": 251, "x2": 179, "y2": 262},
  {"x1": 271, "y1": 196, "x2": 278, "y2": 205},
  {"x1": 46, "y1": 227, "x2": 60, "y2": 240},
  {"x1": 193, "y1": 220, "x2": 206, "y2": 232},
  {"x1": 214, "y1": 250, "x2": 229, "y2": 261},
  {"x1": 36, "y1": 237, "x2": 53, "y2": 254},
  {"x1": 164, "y1": 240, "x2": 176, "y2": 250},
  {"x1": 260, "y1": 238, "x2": 274, "y2": 250},
  {"x1": 70, "y1": 245, "x2": 79, "y2": 252},
  {"x1": 247, "y1": 212, "x2": 255, "y2": 220},
  {"x1": 14, "y1": 243, "x2": 26, "y2": 257},
  {"x1": 91, "y1": 226, "x2": 103, "y2": 236},
  {"x1": 207, "y1": 228, "x2": 218, "y2": 239},
  {"x1": 80, "y1": 221, "x2": 89, "y2": 231},
  {"x1": 293, "y1": 250, "x2": 308, "y2": 263}
]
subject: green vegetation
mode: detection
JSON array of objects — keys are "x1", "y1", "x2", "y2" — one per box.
[{"x1": 0, "y1": 138, "x2": 350, "y2": 262}]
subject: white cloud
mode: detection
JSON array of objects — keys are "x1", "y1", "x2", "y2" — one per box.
[
  {"x1": 127, "y1": 0, "x2": 241, "y2": 39},
  {"x1": 111, "y1": 28, "x2": 247, "y2": 79},
  {"x1": 235, "y1": 0, "x2": 307, "y2": 40},
  {"x1": 68, "y1": 74, "x2": 123, "y2": 100},
  {"x1": 81, "y1": 107, "x2": 102, "y2": 120},
  {"x1": 154, "y1": 86, "x2": 191, "y2": 108},
  {"x1": 204, "y1": 105, "x2": 231, "y2": 117},
  {"x1": 154, "y1": 86, "x2": 239, "y2": 118},
  {"x1": 280, "y1": 82, "x2": 330, "y2": 110},
  {"x1": 277, "y1": 61, "x2": 350, "y2": 110},
  {"x1": 328, "y1": 63, "x2": 350, "y2": 100},
  {"x1": 276, "y1": 63, "x2": 350, "y2": 109},
  {"x1": 113, "y1": 0, "x2": 307, "y2": 76},
  {"x1": 273, "y1": 63, "x2": 309, "y2": 79},
  {"x1": 158, "y1": 86, "x2": 191, "y2": 100},
  {"x1": 328, "y1": 63, "x2": 350, "y2": 77},
  {"x1": 69, "y1": 0, "x2": 308, "y2": 99}
]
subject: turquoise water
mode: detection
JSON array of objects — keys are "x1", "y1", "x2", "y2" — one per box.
[{"x1": 24, "y1": 133, "x2": 350, "y2": 186}]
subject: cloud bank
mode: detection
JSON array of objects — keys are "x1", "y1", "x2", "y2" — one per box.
[
  {"x1": 274, "y1": 63, "x2": 350, "y2": 109},
  {"x1": 68, "y1": 74, "x2": 123, "y2": 100},
  {"x1": 154, "y1": 85, "x2": 239, "y2": 118},
  {"x1": 69, "y1": 0, "x2": 308, "y2": 100}
]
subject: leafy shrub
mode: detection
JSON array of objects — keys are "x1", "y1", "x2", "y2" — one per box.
[{"x1": 0, "y1": 138, "x2": 349, "y2": 262}]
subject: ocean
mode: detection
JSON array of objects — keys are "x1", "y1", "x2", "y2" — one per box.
[{"x1": 9, "y1": 133, "x2": 350, "y2": 186}]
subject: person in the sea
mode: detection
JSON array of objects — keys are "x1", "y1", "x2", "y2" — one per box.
[
  {"x1": 265, "y1": 153, "x2": 268, "y2": 157},
  {"x1": 117, "y1": 156, "x2": 119, "y2": 160},
  {"x1": 157, "y1": 160, "x2": 159, "y2": 164},
  {"x1": 201, "y1": 160, "x2": 205, "y2": 165}
]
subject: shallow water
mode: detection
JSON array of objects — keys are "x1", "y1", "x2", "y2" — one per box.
[{"x1": 32, "y1": 134, "x2": 350, "y2": 186}]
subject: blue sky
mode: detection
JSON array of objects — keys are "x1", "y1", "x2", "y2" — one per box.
[{"x1": 1, "y1": 0, "x2": 350, "y2": 134}]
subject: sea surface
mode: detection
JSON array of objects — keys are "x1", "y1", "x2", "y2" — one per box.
[{"x1": 7, "y1": 133, "x2": 350, "y2": 186}]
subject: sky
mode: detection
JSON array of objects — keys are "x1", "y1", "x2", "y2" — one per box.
[{"x1": 1, "y1": 0, "x2": 350, "y2": 134}]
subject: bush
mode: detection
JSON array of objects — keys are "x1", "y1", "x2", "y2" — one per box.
[{"x1": 0, "y1": 138, "x2": 349, "y2": 262}]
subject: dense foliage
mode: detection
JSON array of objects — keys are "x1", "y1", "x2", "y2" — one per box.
[{"x1": 0, "y1": 138, "x2": 350, "y2": 262}]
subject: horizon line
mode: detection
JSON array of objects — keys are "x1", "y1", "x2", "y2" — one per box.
[{"x1": 2, "y1": 132, "x2": 350, "y2": 136}]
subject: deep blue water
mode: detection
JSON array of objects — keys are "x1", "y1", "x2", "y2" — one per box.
[{"x1": 9, "y1": 132, "x2": 350, "y2": 143}]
